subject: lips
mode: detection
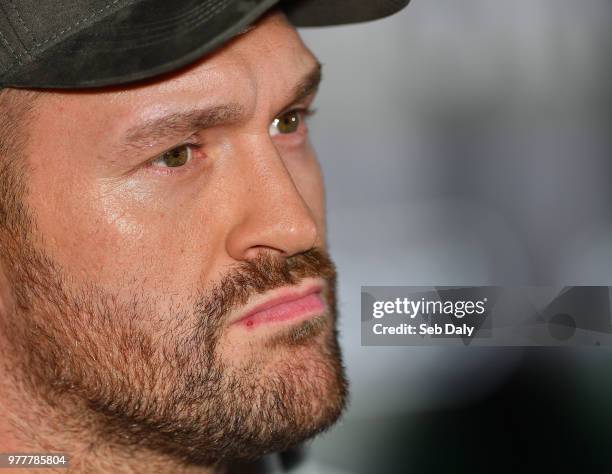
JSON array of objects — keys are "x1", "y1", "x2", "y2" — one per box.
[{"x1": 232, "y1": 285, "x2": 325, "y2": 329}]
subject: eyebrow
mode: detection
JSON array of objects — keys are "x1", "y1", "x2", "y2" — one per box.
[
  {"x1": 121, "y1": 104, "x2": 244, "y2": 154},
  {"x1": 290, "y1": 61, "x2": 322, "y2": 109},
  {"x1": 118, "y1": 62, "x2": 322, "y2": 155}
]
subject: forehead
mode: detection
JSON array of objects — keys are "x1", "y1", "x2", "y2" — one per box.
[{"x1": 40, "y1": 11, "x2": 316, "y2": 116}]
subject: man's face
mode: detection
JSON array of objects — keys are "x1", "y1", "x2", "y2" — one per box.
[{"x1": 0, "y1": 11, "x2": 346, "y2": 466}]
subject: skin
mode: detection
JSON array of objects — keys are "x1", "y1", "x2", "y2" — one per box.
[{"x1": 0, "y1": 10, "x2": 346, "y2": 474}]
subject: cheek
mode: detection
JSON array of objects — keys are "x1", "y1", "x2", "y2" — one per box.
[{"x1": 25, "y1": 170, "x2": 218, "y2": 295}]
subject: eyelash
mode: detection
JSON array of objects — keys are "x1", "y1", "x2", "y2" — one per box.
[
  {"x1": 292, "y1": 106, "x2": 316, "y2": 124},
  {"x1": 295, "y1": 107, "x2": 316, "y2": 118},
  {"x1": 144, "y1": 107, "x2": 315, "y2": 175}
]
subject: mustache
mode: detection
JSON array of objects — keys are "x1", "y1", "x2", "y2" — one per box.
[{"x1": 195, "y1": 247, "x2": 336, "y2": 327}]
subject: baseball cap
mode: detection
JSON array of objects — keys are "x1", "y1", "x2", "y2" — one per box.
[{"x1": 0, "y1": 0, "x2": 410, "y2": 89}]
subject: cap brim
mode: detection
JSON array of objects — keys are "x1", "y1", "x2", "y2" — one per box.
[
  {"x1": 285, "y1": 0, "x2": 410, "y2": 27},
  {"x1": 1, "y1": 0, "x2": 409, "y2": 89}
]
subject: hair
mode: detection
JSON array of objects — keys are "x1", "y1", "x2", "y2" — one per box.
[
  {"x1": 0, "y1": 88, "x2": 38, "y2": 238},
  {"x1": 0, "y1": 88, "x2": 38, "y2": 157}
]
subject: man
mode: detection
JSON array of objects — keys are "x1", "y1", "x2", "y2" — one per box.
[{"x1": 0, "y1": 1, "x2": 409, "y2": 472}]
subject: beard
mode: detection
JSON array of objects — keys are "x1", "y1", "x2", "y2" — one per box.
[{"x1": 0, "y1": 179, "x2": 347, "y2": 467}]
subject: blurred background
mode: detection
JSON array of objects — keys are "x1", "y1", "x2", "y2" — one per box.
[{"x1": 294, "y1": 0, "x2": 612, "y2": 472}]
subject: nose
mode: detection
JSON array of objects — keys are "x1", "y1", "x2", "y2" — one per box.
[{"x1": 224, "y1": 138, "x2": 319, "y2": 262}]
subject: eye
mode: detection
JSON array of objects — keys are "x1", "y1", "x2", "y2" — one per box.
[
  {"x1": 151, "y1": 144, "x2": 193, "y2": 168},
  {"x1": 269, "y1": 110, "x2": 301, "y2": 136}
]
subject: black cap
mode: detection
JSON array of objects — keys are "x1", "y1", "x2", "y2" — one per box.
[{"x1": 0, "y1": 0, "x2": 410, "y2": 89}]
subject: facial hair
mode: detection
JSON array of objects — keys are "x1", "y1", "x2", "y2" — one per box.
[{"x1": 0, "y1": 188, "x2": 348, "y2": 468}]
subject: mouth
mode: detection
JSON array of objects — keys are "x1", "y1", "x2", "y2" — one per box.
[{"x1": 231, "y1": 283, "x2": 326, "y2": 330}]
